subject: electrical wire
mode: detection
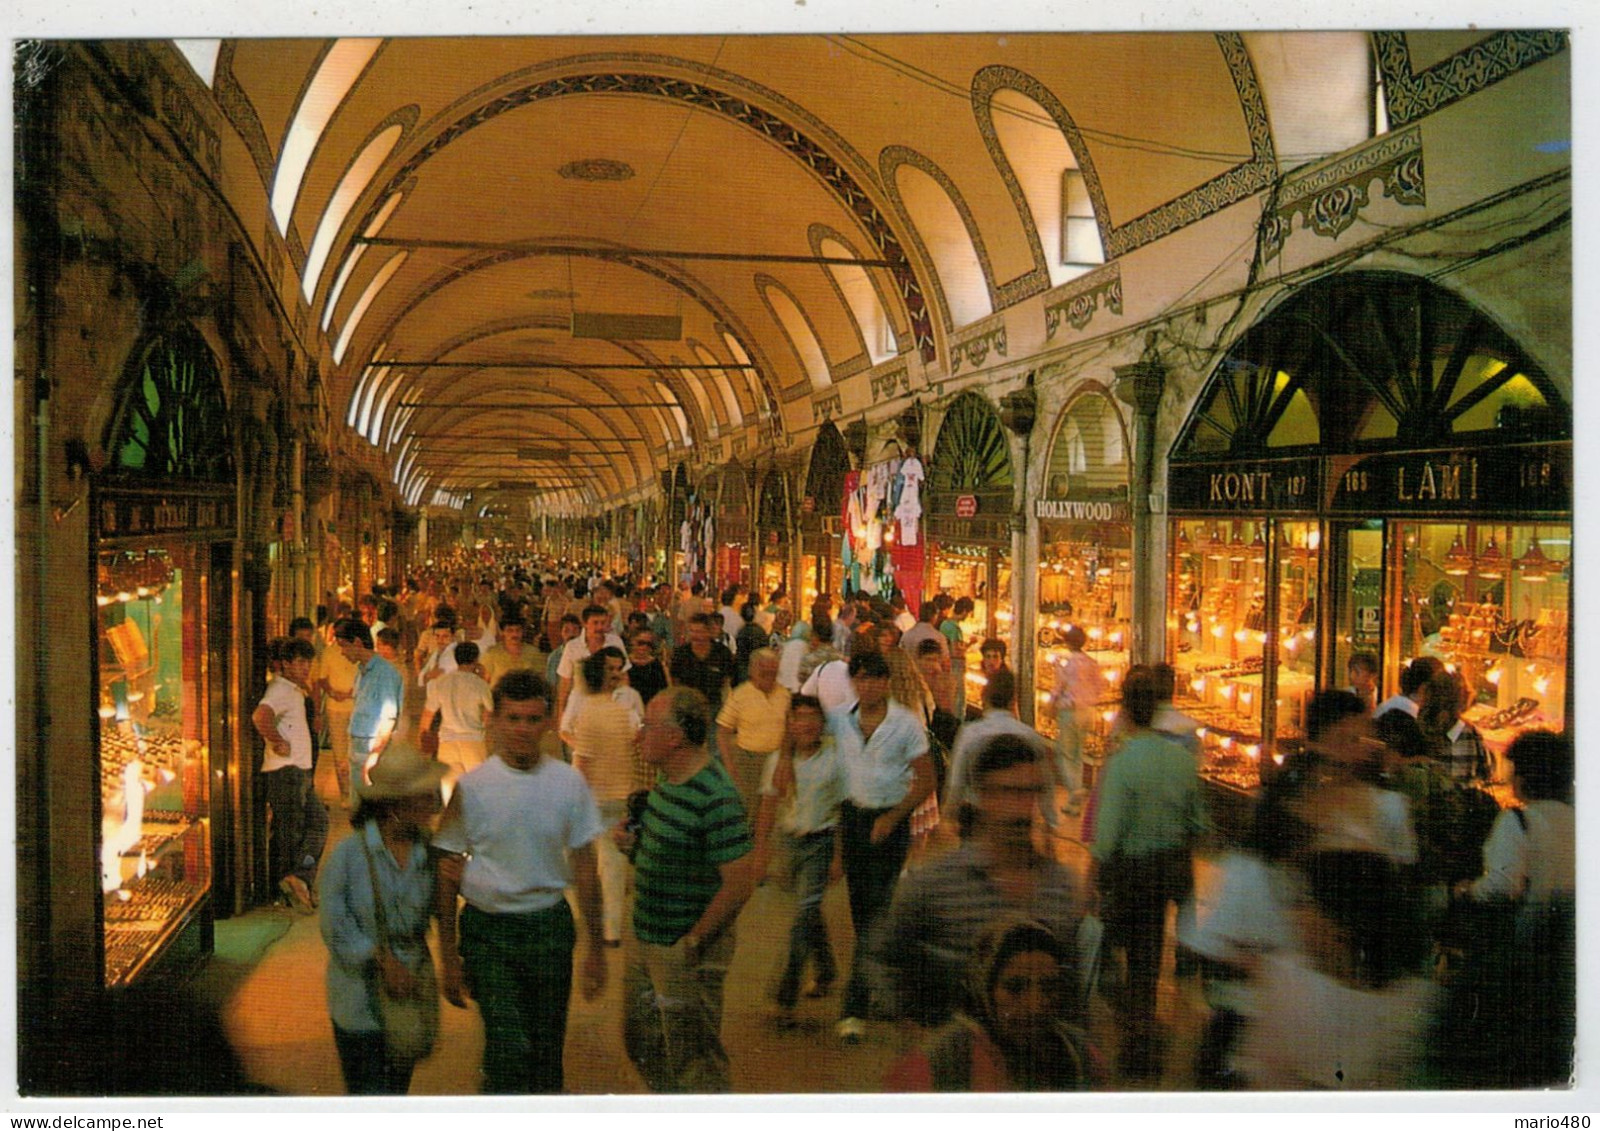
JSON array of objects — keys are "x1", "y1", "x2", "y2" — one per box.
[
  {"x1": 626, "y1": 36, "x2": 728, "y2": 232},
  {"x1": 828, "y1": 34, "x2": 1350, "y2": 168}
]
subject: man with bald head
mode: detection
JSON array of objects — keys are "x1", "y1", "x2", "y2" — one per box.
[{"x1": 716, "y1": 647, "x2": 791, "y2": 823}]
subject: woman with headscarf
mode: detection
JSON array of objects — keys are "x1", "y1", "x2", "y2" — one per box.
[
  {"x1": 319, "y1": 745, "x2": 447, "y2": 1094},
  {"x1": 885, "y1": 916, "x2": 1103, "y2": 1091}
]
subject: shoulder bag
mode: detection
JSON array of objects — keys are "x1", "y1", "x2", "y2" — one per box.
[{"x1": 359, "y1": 833, "x2": 440, "y2": 1062}]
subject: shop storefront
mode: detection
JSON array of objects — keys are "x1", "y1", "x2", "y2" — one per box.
[
  {"x1": 1166, "y1": 272, "x2": 1571, "y2": 795},
  {"x1": 667, "y1": 463, "x2": 691, "y2": 583},
  {"x1": 678, "y1": 482, "x2": 713, "y2": 588},
  {"x1": 712, "y1": 461, "x2": 752, "y2": 590},
  {"x1": 755, "y1": 466, "x2": 792, "y2": 602},
  {"x1": 799, "y1": 422, "x2": 850, "y2": 608},
  {"x1": 1034, "y1": 388, "x2": 1133, "y2": 743},
  {"x1": 91, "y1": 326, "x2": 243, "y2": 987},
  {"x1": 925, "y1": 391, "x2": 1016, "y2": 710}
]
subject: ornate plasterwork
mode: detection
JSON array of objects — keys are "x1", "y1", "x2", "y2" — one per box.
[
  {"x1": 558, "y1": 157, "x2": 635, "y2": 181},
  {"x1": 1043, "y1": 264, "x2": 1123, "y2": 339},
  {"x1": 868, "y1": 362, "x2": 912, "y2": 404},
  {"x1": 949, "y1": 317, "x2": 1008, "y2": 374},
  {"x1": 355, "y1": 71, "x2": 937, "y2": 363},
  {"x1": 1376, "y1": 30, "x2": 1568, "y2": 128},
  {"x1": 810, "y1": 388, "x2": 843, "y2": 423},
  {"x1": 1258, "y1": 127, "x2": 1426, "y2": 266}
]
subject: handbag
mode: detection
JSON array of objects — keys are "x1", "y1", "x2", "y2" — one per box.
[{"x1": 359, "y1": 832, "x2": 440, "y2": 1062}]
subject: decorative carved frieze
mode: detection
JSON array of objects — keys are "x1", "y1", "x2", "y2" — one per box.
[
  {"x1": 950, "y1": 321, "x2": 1008, "y2": 374},
  {"x1": 1043, "y1": 265, "x2": 1123, "y2": 340},
  {"x1": 1259, "y1": 127, "x2": 1427, "y2": 265},
  {"x1": 811, "y1": 390, "x2": 843, "y2": 422},
  {"x1": 869, "y1": 362, "x2": 912, "y2": 403}
]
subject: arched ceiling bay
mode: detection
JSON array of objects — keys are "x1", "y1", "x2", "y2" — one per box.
[{"x1": 215, "y1": 32, "x2": 1389, "y2": 512}]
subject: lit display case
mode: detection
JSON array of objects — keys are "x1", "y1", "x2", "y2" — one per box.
[
  {"x1": 1166, "y1": 518, "x2": 1323, "y2": 792},
  {"x1": 96, "y1": 547, "x2": 212, "y2": 987},
  {"x1": 1032, "y1": 389, "x2": 1133, "y2": 741},
  {"x1": 1033, "y1": 538, "x2": 1130, "y2": 742},
  {"x1": 932, "y1": 542, "x2": 1013, "y2": 711},
  {"x1": 1391, "y1": 521, "x2": 1569, "y2": 754}
]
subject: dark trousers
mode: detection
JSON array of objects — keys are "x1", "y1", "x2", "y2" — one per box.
[
  {"x1": 776, "y1": 829, "x2": 838, "y2": 1007},
  {"x1": 459, "y1": 901, "x2": 576, "y2": 1094},
  {"x1": 332, "y1": 1024, "x2": 416, "y2": 1095},
  {"x1": 263, "y1": 766, "x2": 321, "y2": 888},
  {"x1": 838, "y1": 801, "x2": 910, "y2": 1020},
  {"x1": 1103, "y1": 846, "x2": 1193, "y2": 1074}
]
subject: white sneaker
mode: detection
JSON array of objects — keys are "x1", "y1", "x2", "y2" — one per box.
[{"x1": 836, "y1": 1016, "x2": 866, "y2": 1043}]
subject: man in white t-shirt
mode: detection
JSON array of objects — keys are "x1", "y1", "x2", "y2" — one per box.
[
  {"x1": 421, "y1": 640, "x2": 495, "y2": 800},
  {"x1": 434, "y1": 670, "x2": 607, "y2": 1094},
  {"x1": 555, "y1": 603, "x2": 626, "y2": 722},
  {"x1": 252, "y1": 638, "x2": 321, "y2": 913}
]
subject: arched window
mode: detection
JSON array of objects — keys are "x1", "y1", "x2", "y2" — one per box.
[
  {"x1": 818, "y1": 235, "x2": 898, "y2": 363},
  {"x1": 988, "y1": 87, "x2": 1101, "y2": 286},
  {"x1": 1046, "y1": 390, "x2": 1128, "y2": 497},
  {"x1": 103, "y1": 324, "x2": 234, "y2": 482},
  {"x1": 761, "y1": 281, "x2": 832, "y2": 390},
  {"x1": 303, "y1": 127, "x2": 402, "y2": 303},
  {"x1": 1172, "y1": 272, "x2": 1565, "y2": 462},
  {"x1": 929, "y1": 392, "x2": 1014, "y2": 497},
  {"x1": 270, "y1": 38, "x2": 383, "y2": 233},
  {"x1": 892, "y1": 162, "x2": 990, "y2": 328}
]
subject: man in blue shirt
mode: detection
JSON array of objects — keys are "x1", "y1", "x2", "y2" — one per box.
[
  {"x1": 825, "y1": 649, "x2": 934, "y2": 1042},
  {"x1": 333, "y1": 618, "x2": 403, "y2": 798}
]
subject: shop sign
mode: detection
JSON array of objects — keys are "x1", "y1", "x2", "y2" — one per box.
[
  {"x1": 1327, "y1": 442, "x2": 1570, "y2": 517},
  {"x1": 955, "y1": 495, "x2": 979, "y2": 518},
  {"x1": 1035, "y1": 498, "x2": 1130, "y2": 522},
  {"x1": 801, "y1": 496, "x2": 815, "y2": 514},
  {"x1": 926, "y1": 515, "x2": 1009, "y2": 544},
  {"x1": 97, "y1": 489, "x2": 236, "y2": 541},
  {"x1": 1167, "y1": 457, "x2": 1321, "y2": 514}
]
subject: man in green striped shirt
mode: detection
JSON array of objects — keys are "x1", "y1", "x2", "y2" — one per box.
[{"x1": 623, "y1": 686, "x2": 754, "y2": 1092}]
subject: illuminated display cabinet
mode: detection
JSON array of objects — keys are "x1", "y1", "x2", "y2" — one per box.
[{"x1": 1164, "y1": 273, "x2": 1570, "y2": 793}]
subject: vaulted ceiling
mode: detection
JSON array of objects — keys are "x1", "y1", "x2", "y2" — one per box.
[{"x1": 206, "y1": 32, "x2": 1417, "y2": 515}]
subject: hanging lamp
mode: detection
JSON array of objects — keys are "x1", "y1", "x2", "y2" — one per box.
[
  {"x1": 1477, "y1": 533, "x2": 1505, "y2": 579},
  {"x1": 1443, "y1": 530, "x2": 1473, "y2": 576},
  {"x1": 1516, "y1": 531, "x2": 1552, "y2": 582}
]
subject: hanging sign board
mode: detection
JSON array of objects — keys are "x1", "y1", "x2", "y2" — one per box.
[
  {"x1": 1326, "y1": 441, "x2": 1570, "y2": 518},
  {"x1": 96, "y1": 487, "x2": 236, "y2": 544},
  {"x1": 1166, "y1": 456, "x2": 1322, "y2": 515}
]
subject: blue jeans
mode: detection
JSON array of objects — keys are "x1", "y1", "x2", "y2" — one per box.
[
  {"x1": 838, "y1": 801, "x2": 910, "y2": 1020},
  {"x1": 262, "y1": 766, "x2": 320, "y2": 888},
  {"x1": 459, "y1": 901, "x2": 576, "y2": 1094},
  {"x1": 776, "y1": 829, "x2": 838, "y2": 1007}
]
